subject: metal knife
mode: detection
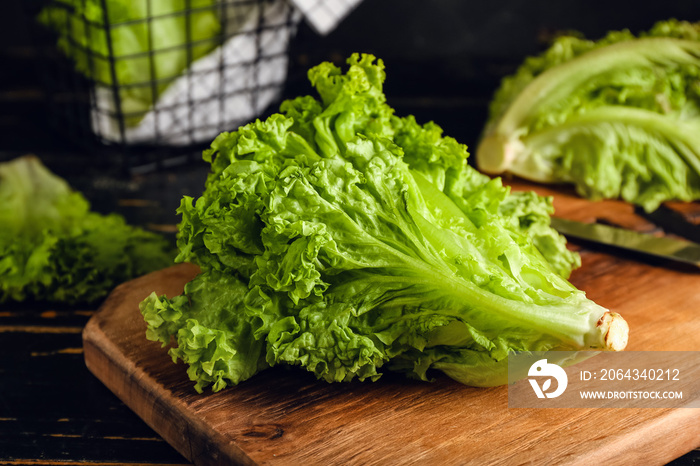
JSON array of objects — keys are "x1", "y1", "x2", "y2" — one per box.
[
  {"x1": 550, "y1": 217, "x2": 700, "y2": 268},
  {"x1": 635, "y1": 205, "x2": 700, "y2": 244}
]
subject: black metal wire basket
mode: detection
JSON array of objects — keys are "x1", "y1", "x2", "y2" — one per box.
[{"x1": 33, "y1": 0, "x2": 301, "y2": 173}]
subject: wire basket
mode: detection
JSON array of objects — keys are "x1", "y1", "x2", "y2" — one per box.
[{"x1": 35, "y1": 0, "x2": 301, "y2": 172}]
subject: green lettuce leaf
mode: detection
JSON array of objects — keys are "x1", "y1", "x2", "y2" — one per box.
[
  {"x1": 477, "y1": 19, "x2": 700, "y2": 212},
  {"x1": 0, "y1": 156, "x2": 174, "y2": 304},
  {"x1": 142, "y1": 54, "x2": 627, "y2": 393}
]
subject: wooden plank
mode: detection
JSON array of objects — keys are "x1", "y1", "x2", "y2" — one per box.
[
  {"x1": 83, "y1": 182, "x2": 700, "y2": 465},
  {"x1": 0, "y1": 321, "x2": 190, "y2": 464}
]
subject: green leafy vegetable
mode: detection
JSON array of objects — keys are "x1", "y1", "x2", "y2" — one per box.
[
  {"x1": 141, "y1": 54, "x2": 627, "y2": 393},
  {"x1": 0, "y1": 156, "x2": 174, "y2": 304},
  {"x1": 38, "y1": 0, "x2": 221, "y2": 125},
  {"x1": 477, "y1": 19, "x2": 700, "y2": 212}
]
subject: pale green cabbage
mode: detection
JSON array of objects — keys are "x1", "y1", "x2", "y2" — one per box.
[{"x1": 477, "y1": 19, "x2": 700, "y2": 212}]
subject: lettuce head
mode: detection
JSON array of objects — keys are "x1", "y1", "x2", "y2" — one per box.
[
  {"x1": 141, "y1": 54, "x2": 628, "y2": 393},
  {"x1": 0, "y1": 156, "x2": 174, "y2": 304}
]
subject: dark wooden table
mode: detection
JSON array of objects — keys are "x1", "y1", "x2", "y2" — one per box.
[
  {"x1": 1, "y1": 305, "x2": 192, "y2": 464},
  {"x1": 2, "y1": 3, "x2": 700, "y2": 463}
]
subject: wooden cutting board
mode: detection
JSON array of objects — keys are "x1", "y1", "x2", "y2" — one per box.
[{"x1": 83, "y1": 181, "x2": 700, "y2": 465}]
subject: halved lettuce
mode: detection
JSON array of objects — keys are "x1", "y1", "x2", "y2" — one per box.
[{"x1": 477, "y1": 19, "x2": 700, "y2": 212}]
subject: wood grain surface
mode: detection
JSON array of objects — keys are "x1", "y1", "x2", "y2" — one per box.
[{"x1": 82, "y1": 181, "x2": 700, "y2": 466}]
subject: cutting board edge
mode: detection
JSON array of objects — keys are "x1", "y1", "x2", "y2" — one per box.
[
  {"x1": 82, "y1": 277, "x2": 255, "y2": 466},
  {"x1": 568, "y1": 407, "x2": 700, "y2": 466}
]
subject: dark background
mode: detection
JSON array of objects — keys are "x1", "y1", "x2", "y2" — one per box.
[
  {"x1": 4, "y1": 0, "x2": 700, "y2": 176},
  {"x1": 1, "y1": 1, "x2": 699, "y2": 464}
]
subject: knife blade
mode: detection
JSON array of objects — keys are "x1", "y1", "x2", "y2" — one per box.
[
  {"x1": 634, "y1": 204, "x2": 700, "y2": 244},
  {"x1": 550, "y1": 217, "x2": 700, "y2": 268}
]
